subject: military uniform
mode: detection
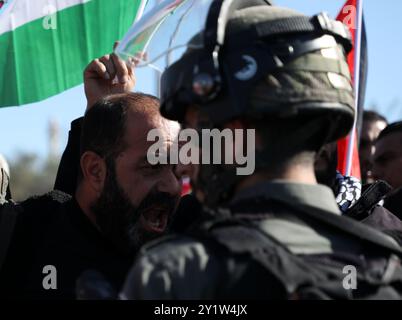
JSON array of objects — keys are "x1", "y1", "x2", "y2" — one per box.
[{"x1": 121, "y1": 182, "x2": 402, "y2": 299}]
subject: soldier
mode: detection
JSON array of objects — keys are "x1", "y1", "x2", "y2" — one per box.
[{"x1": 121, "y1": 1, "x2": 402, "y2": 299}]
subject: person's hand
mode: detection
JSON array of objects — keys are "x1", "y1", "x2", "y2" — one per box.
[{"x1": 84, "y1": 42, "x2": 136, "y2": 110}]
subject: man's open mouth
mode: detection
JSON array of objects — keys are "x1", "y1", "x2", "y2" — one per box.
[{"x1": 140, "y1": 206, "x2": 170, "y2": 234}]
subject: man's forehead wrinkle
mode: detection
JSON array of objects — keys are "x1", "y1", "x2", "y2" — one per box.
[
  {"x1": 147, "y1": 118, "x2": 180, "y2": 146},
  {"x1": 118, "y1": 109, "x2": 178, "y2": 162},
  {"x1": 124, "y1": 110, "x2": 161, "y2": 145}
]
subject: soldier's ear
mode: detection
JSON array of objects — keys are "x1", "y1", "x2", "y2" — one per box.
[
  {"x1": 80, "y1": 151, "x2": 107, "y2": 194},
  {"x1": 226, "y1": 119, "x2": 265, "y2": 150}
]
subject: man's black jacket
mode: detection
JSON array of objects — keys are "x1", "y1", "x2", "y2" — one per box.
[
  {"x1": 0, "y1": 191, "x2": 133, "y2": 299},
  {"x1": 0, "y1": 118, "x2": 132, "y2": 299}
]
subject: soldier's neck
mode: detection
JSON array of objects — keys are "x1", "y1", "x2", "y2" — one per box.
[{"x1": 235, "y1": 164, "x2": 317, "y2": 194}]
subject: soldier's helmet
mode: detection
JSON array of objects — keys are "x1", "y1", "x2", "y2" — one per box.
[{"x1": 159, "y1": 0, "x2": 355, "y2": 145}]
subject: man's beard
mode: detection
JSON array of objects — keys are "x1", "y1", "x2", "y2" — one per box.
[{"x1": 90, "y1": 163, "x2": 179, "y2": 255}]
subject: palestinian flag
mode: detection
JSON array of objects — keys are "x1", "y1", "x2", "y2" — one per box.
[
  {"x1": 336, "y1": 0, "x2": 367, "y2": 179},
  {"x1": 0, "y1": 0, "x2": 145, "y2": 107}
]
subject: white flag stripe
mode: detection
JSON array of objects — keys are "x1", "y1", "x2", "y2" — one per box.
[{"x1": 0, "y1": 0, "x2": 91, "y2": 36}]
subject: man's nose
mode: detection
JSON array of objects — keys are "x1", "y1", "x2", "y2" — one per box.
[{"x1": 157, "y1": 169, "x2": 181, "y2": 197}]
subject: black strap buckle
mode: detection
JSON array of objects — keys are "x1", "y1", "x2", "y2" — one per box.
[{"x1": 313, "y1": 12, "x2": 353, "y2": 52}]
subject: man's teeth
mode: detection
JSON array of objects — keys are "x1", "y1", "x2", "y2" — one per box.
[{"x1": 148, "y1": 219, "x2": 161, "y2": 228}]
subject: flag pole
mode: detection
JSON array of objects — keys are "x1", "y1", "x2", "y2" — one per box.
[
  {"x1": 134, "y1": 0, "x2": 149, "y2": 23},
  {"x1": 113, "y1": 0, "x2": 148, "y2": 87},
  {"x1": 345, "y1": 0, "x2": 364, "y2": 176}
]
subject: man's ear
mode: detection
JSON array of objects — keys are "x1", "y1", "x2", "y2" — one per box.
[{"x1": 80, "y1": 151, "x2": 107, "y2": 194}]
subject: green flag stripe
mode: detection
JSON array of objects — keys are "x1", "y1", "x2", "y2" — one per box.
[{"x1": 0, "y1": 0, "x2": 140, "y2": 107}]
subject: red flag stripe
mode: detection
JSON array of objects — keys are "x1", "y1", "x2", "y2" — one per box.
[{"x1": 336, "y1": 0, "x2": 363, "y2": 179}]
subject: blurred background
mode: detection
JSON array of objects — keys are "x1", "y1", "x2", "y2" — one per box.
[{"x1": 1, "y1": 0, "x2": 401, "y2": 201}]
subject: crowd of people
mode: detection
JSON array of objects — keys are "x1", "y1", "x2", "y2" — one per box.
[{"x1": 1, "y1": 0, "x2": 402, "y2": 300}]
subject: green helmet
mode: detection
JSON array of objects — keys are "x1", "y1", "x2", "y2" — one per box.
[{"x1": 160, "y1": 1, "x2": 355, "y2": 144}]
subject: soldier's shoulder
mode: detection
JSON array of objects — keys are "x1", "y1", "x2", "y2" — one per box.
[
  {"x1": 139, "y1": 233, "x2": 213, "y2": 264},
  {"x1": 123, "y1": 234, "x2": 223, "y2": 299}
]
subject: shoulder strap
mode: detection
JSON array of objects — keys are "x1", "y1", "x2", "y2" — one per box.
[
  {"x1": 232, "y1": 196, "x2": 402, "y2": 255},
  {"x1": 292, "y1": 202, "x2": 402, "y2": 255},
  {"x1": 192, "y1": 217, "x2": 321, "y2": 296},
  {"x1": 194, "y1": 215, "x2": 402, "y2": 299},
  {"x1": 0, "y1": 202, "x2": 21, "y2": 272}
]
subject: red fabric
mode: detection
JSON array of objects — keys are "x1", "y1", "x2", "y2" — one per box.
[
  {"x1": 181, "y1": 177, "x2": 192, "y2": 196},
  {"x1": 337, "y1": 135, "x2": 361, "y2": 178},
  {"x1": 336, "y1": 0, "x2": 361, "y2": 179}
]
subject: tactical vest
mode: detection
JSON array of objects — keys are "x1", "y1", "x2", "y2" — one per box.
[{"x1": 188, "y1": 200, "x2": 402, "y2": 300}]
